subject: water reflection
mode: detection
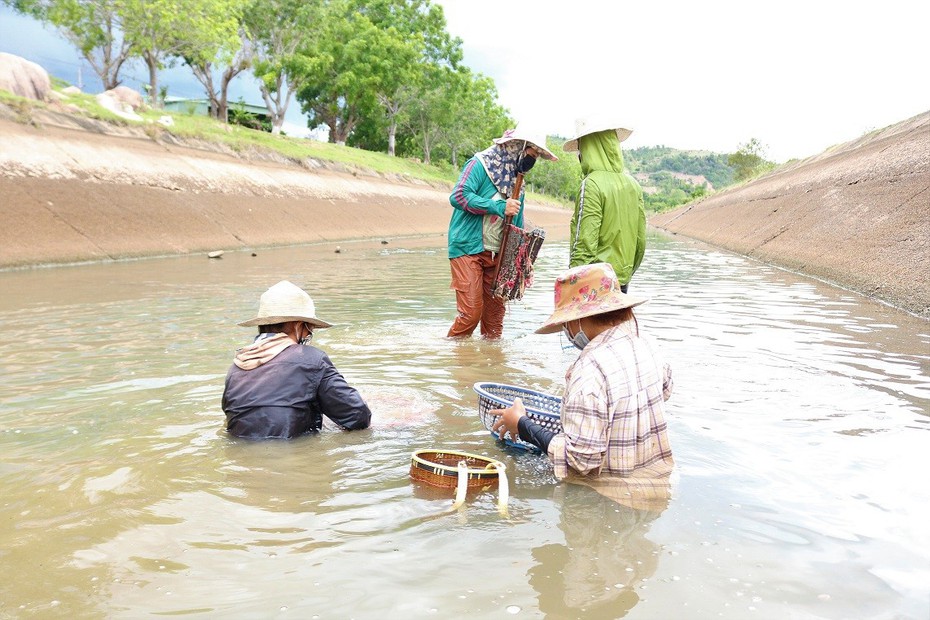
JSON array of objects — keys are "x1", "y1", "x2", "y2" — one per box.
[
  {"x1": 1, "y1": 234, "x2": 928, "y2": 618},
  {"x1": 529, "y1": 484, "x2": 667, "y2": 620}
]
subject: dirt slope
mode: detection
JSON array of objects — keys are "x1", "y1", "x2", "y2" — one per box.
[
  {"x1": 0, "y1": 106, "x2": 570, "y2": 268},
  {"x1": 650, "y1": 112, "x2": 930, "y2": 318}
]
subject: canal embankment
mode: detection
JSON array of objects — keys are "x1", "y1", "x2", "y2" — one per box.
[
  {"x1": 0, "y1": 105, "x2": 571, "y2": 269},
  {"x1": 650, "y1": 111, "x2": 929, "y2": 318}
]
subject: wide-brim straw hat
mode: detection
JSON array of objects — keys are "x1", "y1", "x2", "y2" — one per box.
[
  {"x1": 238, "y1": 280, "x2": 333, "y2": 328},
  {"x1": 493, "y1": 124, "x2": 558, "y2": 161},
  {"x1": 561, "y1": 114, "x2": 633, "y2": 152},
  {"x1": 536, "y1": 263, "x2": 647, "y2": 334}
]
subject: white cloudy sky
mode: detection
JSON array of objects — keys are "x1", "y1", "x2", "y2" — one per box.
[
  {"x1": 3, "y1": 2, "x2": 927, "y2": 161},
  {"x1": 436, "y1": 0, "x2": 930, "y2": 162}
]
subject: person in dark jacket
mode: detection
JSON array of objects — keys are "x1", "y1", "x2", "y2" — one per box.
[{"x1": 222, "y1": 280, "x2": 371, "y2": 439}]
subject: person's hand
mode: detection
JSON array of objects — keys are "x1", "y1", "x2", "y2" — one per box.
[
  {"x1": 504, "y1": 198, "x2": 520, "y2": 217},
  {"x1": 490, "y1": 397, "x2": 526, "y2": 440}
]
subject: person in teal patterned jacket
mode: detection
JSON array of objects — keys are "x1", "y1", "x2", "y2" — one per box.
[{"x1": 447, "y1": 125, "x2": 557, "y2": 338}]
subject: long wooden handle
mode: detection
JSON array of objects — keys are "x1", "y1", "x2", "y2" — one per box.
[{"x1": 491, "y1": 172, "x2": 525, "y2": 286}]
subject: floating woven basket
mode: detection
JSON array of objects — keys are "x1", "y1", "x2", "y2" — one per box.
[
  {"x1": 474, "y1": 382, "x2": 563, "y2": 453},
  {"x1": 410, "y1": 449, "x2": 504, "y2": 488},
  {"x1": 410, "y1": 449, "x2": 510, "y2": 515}
]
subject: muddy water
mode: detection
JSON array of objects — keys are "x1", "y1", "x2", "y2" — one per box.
[{"x1": 0, "y1": 234, "x2": 927, "y2": 619}]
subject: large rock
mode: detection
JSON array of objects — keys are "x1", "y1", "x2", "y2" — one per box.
[
  {"x1": 0, "y1": 52, "x2": 51, "y2": 101},
  {"x1": 106, "y1": 85, "x2": 144, "y2": 111},
  {"x1": 95, "y1": 91, "x2": 143, "y2": 121}
]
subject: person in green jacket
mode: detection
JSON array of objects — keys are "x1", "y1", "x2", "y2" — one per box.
[
  {"x1": 563, "y1": 116, "x2": 645, "y2": 293},
  {"x1": 447, "y1": 125, "x2": 557, "y2": 338}
]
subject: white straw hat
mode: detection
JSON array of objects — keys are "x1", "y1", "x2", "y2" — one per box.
[
  {"x1": 493, "y1": 124, "x2": 558, "y2": 161},
  {"x1": 238, "y1": 280, "x2": 333, "y2": 328},
  {"x1": 561, "y1": 114, "x2": 633, "y2": 152}
]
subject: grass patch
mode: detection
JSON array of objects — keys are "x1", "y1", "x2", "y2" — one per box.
[
  {"x1": 3, "y1": 80, "x2": 570, "y2": 206},
  {"x1": 159, "y1": 111, "x2": 454, "y2": 185},
  {"x1": 0, "y1": 89, "x2": 41, "y2": 123}
]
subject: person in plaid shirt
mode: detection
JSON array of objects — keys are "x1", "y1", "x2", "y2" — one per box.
[{"x1": 491, "y1": 263, "x2": 674, "y2": 482}]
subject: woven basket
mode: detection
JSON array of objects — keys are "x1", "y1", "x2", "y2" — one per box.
[
  {"x1": 409, "y1": 449, "x2": 504, "y2": 489},
  {"x1": 473, "y1": 382, "x2": 563, "y2": 453}
]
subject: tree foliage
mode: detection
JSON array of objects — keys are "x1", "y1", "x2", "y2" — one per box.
[
  {"x1": 5, "y1": 0, "x2": 133, "y2": 90},
  {"x1": 728, "y1": 137, "x2": 776, "y2": 182},
  {"x1": 180, "y1": 0, "x2": 251, "y2": 120},
  {"x1": 5, "y1": 0, "x2": 752, "y2": 197},
  {"x1": 243, "y1": 0, "x2": 321, "y2": 133}
]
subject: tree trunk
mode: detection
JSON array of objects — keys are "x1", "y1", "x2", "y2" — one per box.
[
  {"x1": 258, "y1": 76, "x2": 291, "y2": 135},
  {"x1": 216, "y1": 95, "x2": 227, "y2": 123},
  {"x1": 387, "y1": 116, "x2": 397, "y2": 157},
  {"x1": 217, "y1": 65, "x2": 244, "y2": 124},
  {"x1": 145, "y1": 53, "x2": 160, "y2": 108}
]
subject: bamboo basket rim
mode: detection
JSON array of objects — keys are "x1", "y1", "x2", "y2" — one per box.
[{"x1": 410, "y1": 449, "x2": 505, "y2": 478}]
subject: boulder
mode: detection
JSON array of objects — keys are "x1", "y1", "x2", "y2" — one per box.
[
  {"x1": 95, "y1": 91, "x2": 143, "y2": 121},
  {"x1": 106, "y1": 85, "x2": 144, "y2": 110},
  {"x1": 0, "y1": 52, "x2": 51, "y2": 101}
]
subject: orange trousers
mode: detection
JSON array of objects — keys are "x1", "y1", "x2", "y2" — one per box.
[{"x1": 447, "y1": 251, "x2": 506, "y2": 339}]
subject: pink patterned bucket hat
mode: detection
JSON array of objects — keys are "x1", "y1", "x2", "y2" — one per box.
[{"x1": 535, "y1": 263, "x2": 647, "y2": 334}]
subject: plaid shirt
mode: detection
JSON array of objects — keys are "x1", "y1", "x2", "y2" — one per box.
[{"x1": 548, "y1": 321, "x2": 674, "y2": 479}]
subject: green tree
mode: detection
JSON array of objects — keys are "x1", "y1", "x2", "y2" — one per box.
[
  {"x1": 527, "y1": 138, "x2": 582, "y2": 201},
  {"x1": 440, "y1": 68, "x2": 510, "y2": 169},
  {"x1": 295, "y1": 2, "x2": 384, "y2": 143},
  {"x1": 5, "y1": 0, "x2": 133, "y2": 90},
  {"x1": 243, "y1": 0, "x2": 321, "y2": 134},
  {"x1": 357, "y1": 0, "x2": 462, "y2": 156},
  {"x1": 180, "y1": 0, "x2": 250, "y2": 121},
  {"x1": 368, "y1": 24, "x2": 419, "y2": 156},
  {"x1": 728, "y1": 137, "x2": 776, "y2": 182}
]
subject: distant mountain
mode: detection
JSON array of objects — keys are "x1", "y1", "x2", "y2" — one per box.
[{"x1": 625, "y1": 146, "x2": 736, "y2": 212}]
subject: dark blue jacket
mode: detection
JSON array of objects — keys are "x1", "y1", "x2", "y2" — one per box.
[{"x1": 222, "y1": 344, "x2": 371, "y2": 439}]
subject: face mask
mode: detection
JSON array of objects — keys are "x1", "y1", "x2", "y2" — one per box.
[
  {"x1": 298, "y1": 323, "x2": 313, "y2": 345},
  {"x1": 561, "y1": 321, "x2": 590, "y2": 350},
  {"x1": 518, "y1": 154, "x2": 536, "y2": 173}
]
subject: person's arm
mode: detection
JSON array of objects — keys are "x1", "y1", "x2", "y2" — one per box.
[
  {"x1": 662, "y1": 360, "x2": 673, "y2": 401},
  {"x1": 547, "y1": 372, "x2": 610, "y2": 480},
  {"x1": 644, "y1": 335, "x2": 673, "y2": 401},
  {"x1": 569, "y1": 178, "x2": 603, "y2": 268},
  {"x1": 517, "y1": 416, "x2": 555, "y2": 451},
  {"x1": 513, "y1": 192, "x2": 525, "y2": 229},
  {"x1": 316, "y1": 354, "x2": 371, "y2": 430},
  {"x1": 632, "y1": 189, "x2": 646, "y2": 274},
  {"x1": 449, "y1": 159, "x2": 507, "y2": 218}
]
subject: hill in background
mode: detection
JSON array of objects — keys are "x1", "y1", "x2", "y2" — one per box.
[
  {"x1": 650, "y1": 111, "x2": 930, "y2": 318},
  {"x1": 528, "y1": 141, "x2": 738, "y2": 212},
  {"x1": 626, "y1": 146, "x2": 736, "y2": 211}
]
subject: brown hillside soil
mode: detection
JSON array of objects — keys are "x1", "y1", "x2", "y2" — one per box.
[
  {"x1": 651, "y1": 112, "x2": 930, "y2": 318},
  {"x1": 0, "y1": 108, "x2": 570, "y2": 268}
]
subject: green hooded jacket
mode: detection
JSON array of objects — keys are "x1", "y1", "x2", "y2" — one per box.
[{"x1": 568, "y1": 130, "x2": 646, "y2": 285}]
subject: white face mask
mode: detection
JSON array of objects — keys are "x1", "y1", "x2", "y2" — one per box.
[{"x1": 561, "y1": 321, "x2": 590, "y2": 350}]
